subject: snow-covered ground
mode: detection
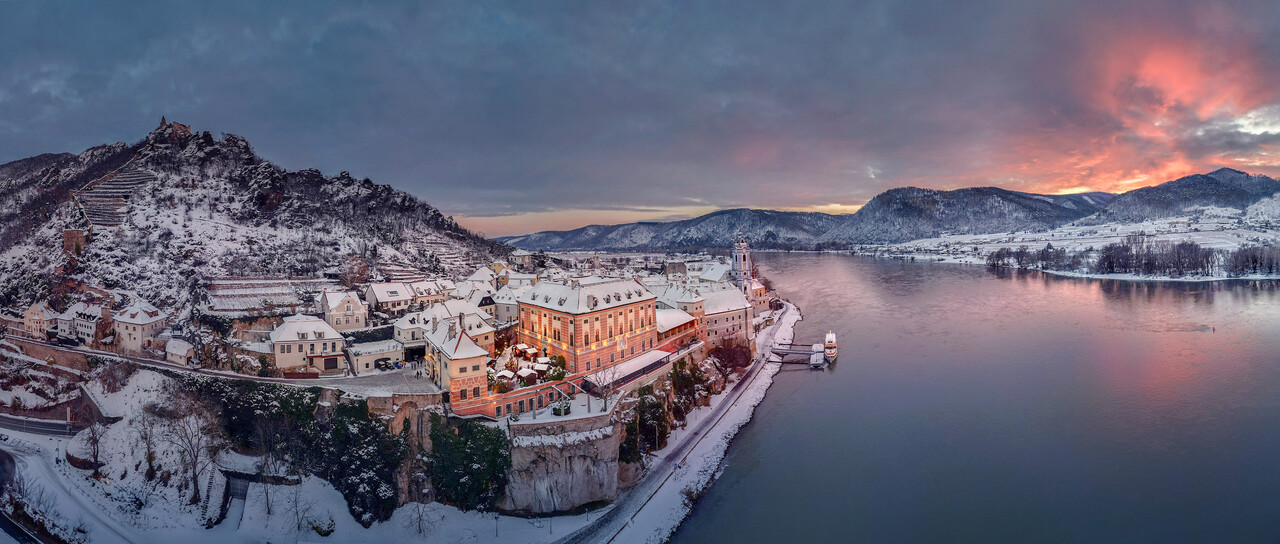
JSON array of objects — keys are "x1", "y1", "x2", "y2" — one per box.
[{"x1": 862, "y1": 205, "x2": 1280, "y2": 280}]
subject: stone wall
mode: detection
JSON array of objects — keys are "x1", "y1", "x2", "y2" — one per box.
[{"x1": 9, "y1": 337, "x2": 90, "y2": 372}]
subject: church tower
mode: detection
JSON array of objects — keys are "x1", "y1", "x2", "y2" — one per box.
[{"x1": 730, "y1": 235, "x2": 752, "y2": 294}]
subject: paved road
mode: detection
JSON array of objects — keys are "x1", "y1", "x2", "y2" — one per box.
[
  {"x1": 558, "y1": 304, "x2": 791, "y2": 544},
  {"x1": 0, "y1": 449, "x2": 40, "y2": 544},
  {"x1": 0, "y1": 414, "x2": 75, "y2": 438},
  {"x1": 10, "y1": 336, "x2": 441, "y2": 395}
]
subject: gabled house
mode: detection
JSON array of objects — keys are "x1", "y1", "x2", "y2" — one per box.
[
  {"x1": 491, "y1": 285, "x2": 527, "y2": 324},
  {"x1": 23, "y1": 302, "x2": 58, "y2": 338},
  {"x1": 269, "y1": 314, "x2": 346, "y2": 373},
  {"x1": 316, "y1": 289, "x2": 368, "y2": 331},
  {"x1": 394, "y1": 300, "x2": 497, "y2": 357},
  {"x1": 56, "y1": 302, "x2": 109, "y2": 344},
  {"x1": 114, "y1": 299, "x2": 169, "y2": 355},
  {"x1": 408, "y1": 279, "x2": 456, "y2": 306},
  {"x1": 363, "y1": 282, "x2": 413, "y2": 315}
]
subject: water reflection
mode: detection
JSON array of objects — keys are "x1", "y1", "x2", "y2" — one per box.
[{"x1": 674, "y1": 253, "x2": 1280, "y2": 543}]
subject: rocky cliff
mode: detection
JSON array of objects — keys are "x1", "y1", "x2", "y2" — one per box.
[{"x1": 500, "y1": 415, "x2": 625, "y2": 514}]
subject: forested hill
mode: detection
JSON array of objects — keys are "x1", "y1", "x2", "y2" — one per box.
[{"x1": 499, "y1": 187, "x2": 1116, "y2": 250}]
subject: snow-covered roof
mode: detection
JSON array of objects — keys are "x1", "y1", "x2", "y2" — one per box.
[
  {"x1": 511, "y1": 249, "x2": 532, "y2": 256},
  {"x1": 466, "y1": 267, "x2": 496, "y2": 282},
  {"x1": 452, "y1": 280, "x2": 496, "y2": 299},
  {"x1": 409, "y1": 279, "x2": 455, "y2": 297},
  {"x1": 347, "y1": 339, "x2": 403, "y2": 357},
  {"x1": 367, "y1": 282, "x2": 412, "y2": 303},
  {"x1": 58, "y1": 302, "x2": 105, "y2": 322},
  {"x1": 700, "y1": 288, "x2": 750, "y2": 315},
  {"x1": 496, "y1": 369, "x2": 515, "y2": 380},
  {"x1": 517, "y1": 368, "x2": 537, "y2": 377},
  {"x1": 654, "y1": 283, "x2": 705, "y2": 308},
  {"x1": 315, "y1": 289, "x2": 361, "y2": 312},
  {"x1": 697, "y1": 263, "x2": 734, "y2": 283},
  {"x1": 466, "y1": 290, "x2": 495, "y2": 307},
  {"x1": 407, "y1": 299, "x2": 497, "y2": 334},
  {"x1": 491, "y1": 285, "x2": 527, "y2": 305},
  {"x1": 166, "y1": 339, "x2": 193, "y2": 355},
  {"x1": 656, "y1": 307, "x2": 696, "y2": 333},
  {"x1": 518, "y1": 276, "x2": 655, "y2": 315},
  {"x1": 115, "y1": 299, "x2": 167, "y2": 325},
  {"x1": 26, "y1": 301, "x2": 58, "y2": 320},
  {"x1": 532, "y1": 363, "x2": 550, "y2": 372},
  {"x1": 269, "y1": 314, "x2": 343, "y2": 343}
]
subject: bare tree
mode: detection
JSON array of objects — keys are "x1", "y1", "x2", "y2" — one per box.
[
  {"x1": 402, "y1": 474, "x2": 436, "y2": 537},
  {"x1": 287, "y1": 482, "x2": 314, "y2": 533},
  {"x1": 164, "y1": 399, "x2": 222, "y2": 505},
  {"x1": 593, "y1": 362, "x2": 625, "y2": 413},
  {"x1": 130, "y1": 412, "x2": 160, "y2": 481},
  {"x1": 84, "y1": 421, "x2": 108, "y2": 477}
]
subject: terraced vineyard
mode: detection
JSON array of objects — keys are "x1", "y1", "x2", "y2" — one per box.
[{"x1": 73, "y1": 161, "x2": 155, "y2": 227}]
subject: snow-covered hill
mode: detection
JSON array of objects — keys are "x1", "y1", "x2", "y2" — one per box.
[
  {"x1": 1081, "y1": 168, "x2": 1280, "y2": 225},
  {"x1": 501, "y1": 187, "x2": 1115, "y2": 250},
  {"x1": 503, "y1": 167, "x2": 1280, "y2": 252},
  {"x1": 498, "y1": 208, "x2": 848, "y2": 251},
  {"x1": 818, "y1": 187, "x2": 1115, "y2": 244},
  {"x1": 0, "y1": 119, "x2": 508, "y2": 313}
]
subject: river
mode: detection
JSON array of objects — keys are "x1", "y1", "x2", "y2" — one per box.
[{"x1": 672, "y1": 252, "x2": 1280, "y2": 542}]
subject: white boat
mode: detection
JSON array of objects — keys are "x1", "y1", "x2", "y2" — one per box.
[{"x1": 824, "y1": 330, "x2": 837, "y2": 362}]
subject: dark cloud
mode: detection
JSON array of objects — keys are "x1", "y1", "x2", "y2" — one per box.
[{"x1": 4, "y1": 0, "x2": 1280, "y2": 235}]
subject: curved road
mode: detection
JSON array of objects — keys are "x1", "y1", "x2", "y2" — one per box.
[
  {"x1": 0, "y1": 449, "x2": 39, "y2": 544},
  {"x1": 558, "y1": 304, "x2": 791, "y2": 544}
]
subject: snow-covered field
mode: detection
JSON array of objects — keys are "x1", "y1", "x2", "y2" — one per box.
[{"x1": 863, "y1": 205, "x2": 1280, "y2": 280}]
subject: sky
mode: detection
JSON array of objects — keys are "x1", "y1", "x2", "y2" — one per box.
[{"x1": 3, "y1": 1, "x2": 1280, "y2": 236}]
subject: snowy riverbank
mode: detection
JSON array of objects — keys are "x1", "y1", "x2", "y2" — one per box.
[{"x1": 606, "y1": 301, "x2": 802, "y2": 544}]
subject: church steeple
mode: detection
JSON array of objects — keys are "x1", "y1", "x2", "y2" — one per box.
[{"x1": 730, "y1": 233, "x2": 752, "y2": 294}]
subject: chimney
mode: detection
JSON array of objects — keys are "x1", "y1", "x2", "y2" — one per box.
[
  {"x1": 447, "y1": 317, "x2": 458, "y2": 339},
  {"x1": 432, "y1": 315, "x2": 439, "y2": 334}
]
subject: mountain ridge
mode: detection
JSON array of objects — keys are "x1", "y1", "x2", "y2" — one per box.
[{"x1": 499, "y1": 169, "x2": 1280, "y2": 251}]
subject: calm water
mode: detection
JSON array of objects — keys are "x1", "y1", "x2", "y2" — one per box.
[{"x1": 673, "y1": 253, "x2": 1280, "y2": 543}]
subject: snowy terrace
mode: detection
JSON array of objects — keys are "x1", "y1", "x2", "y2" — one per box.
[
  {"x1": 347, "y1": 339, "x2": 403, "y2": 357},
  {"x1": 204, "y1": 278, "x2": 338, "y2": 315}
]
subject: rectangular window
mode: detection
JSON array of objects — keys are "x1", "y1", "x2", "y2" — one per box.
[
  {"x1": 472, "y1": 365, "x2": 480, "y2": 372},
  {"x1": 519, "y1": 400, "x2": 525, "y2": 412},
  {"x1": 460, "y1": 389, "x2": 468, "y2": 400},
  {"x1": 473, "y1": 386, "x2": 480, "y2": 398}
]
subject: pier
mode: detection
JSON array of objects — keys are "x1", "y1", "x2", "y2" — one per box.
[{"x1": 770, "y1": 331, "x2": 837, "y2": 368}]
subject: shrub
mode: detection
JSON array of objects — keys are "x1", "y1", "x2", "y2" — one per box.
[
  {"x1": 310, "y1": 513, "x2": 336, "y2": 536},
  {"x1": 428, "y1": 413, "x2": 511, "y2": 511}
]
